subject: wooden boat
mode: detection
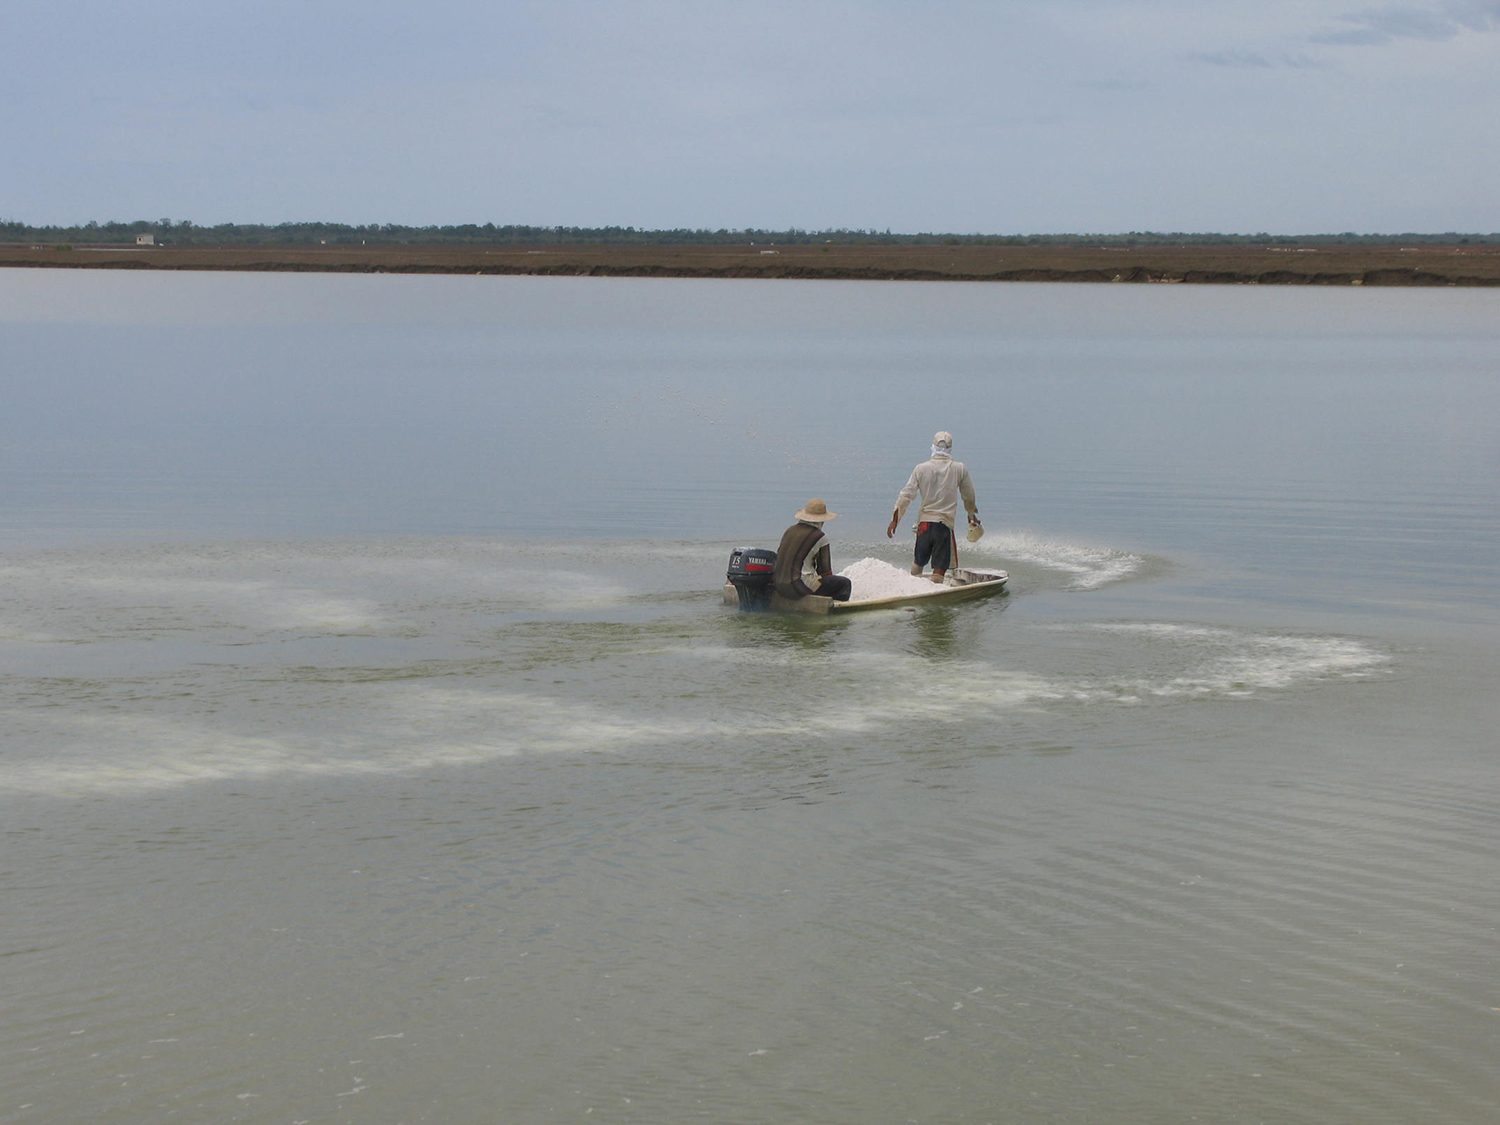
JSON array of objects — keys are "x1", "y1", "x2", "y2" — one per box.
[{"x1": 722, "y1": 566, "x2": 1008, "y2": 615}]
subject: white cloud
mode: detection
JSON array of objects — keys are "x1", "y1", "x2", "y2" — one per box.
[
  {"x1": 1310, "y1": 0, "x2": 1500, "y2": 44},
  {"x1": 4, "y1": 0, "x2": 1499, "y2": 232}
]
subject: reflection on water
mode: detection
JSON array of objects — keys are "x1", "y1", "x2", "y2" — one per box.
[
  {"x1": 2, "y1": 272, "x2": 1499, "y2": 1124},
  {"x1": 902, "y1": 603, "x2": 969, "y2": 659}
]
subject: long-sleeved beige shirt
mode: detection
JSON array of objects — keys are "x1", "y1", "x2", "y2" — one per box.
[{"x1": 894, "y1": 454, "x2": 977, "y2": 529}]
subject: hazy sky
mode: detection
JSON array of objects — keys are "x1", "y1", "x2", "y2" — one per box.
[{"x1": 6, "y1": 0, "x2": 1497, "y2": 233}]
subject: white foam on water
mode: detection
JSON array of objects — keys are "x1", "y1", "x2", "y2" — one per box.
[
  {"x1": 687, "y1": 622, "x2": 1388, "y2": 718},
  {"x1": 1, "y1": 619, "x2": 1389, "y2": 797},
  {"x1": 0, "y1": 626, "x2": 64, "y2": 644},
  {"x1": 0, "y1": 535, "x2": 1387, "y2": 798},
  {"x1": 0, "y1": 689, "x2": 694, "y2": 798},
  {"x1": 966, "y1": 530, "x2": 1145, "y2": 590},
  {"x1": 687, "y1": 648, "x2": 1058, "y2": 733},
  {"x1": 1068, "y1": 622, "x2": 1390, "y2": 698},
  {"x1": 14, "y1": 570, "x2": 386, "y2": 635},
  {"x1": 680, "y1": 647, "x2": 1076, "y2": 732},
  {"x1": 2, "y1": 650, "x2": 1046, "y2": 797},
  {"x1": 442, "y1": 567, "x2": 633, "y2": 612},
  {"x1": 0, "y1": 549, "x2": 634, "y2": 643},
  {"x1": 262, "y1": 595, "x2": 383, "y2": 631},
  {"x1": 2, "y1": 713, "x2": 337, "y2": 796}
]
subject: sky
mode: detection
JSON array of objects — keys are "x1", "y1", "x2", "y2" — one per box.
[{"x1": 4, "y1": 0, "x2": 1498, "y2": 234}]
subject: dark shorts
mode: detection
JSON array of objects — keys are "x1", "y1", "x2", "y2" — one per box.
[
  {"x1": 784, "y1": 574, "x2": 852, "y2": 602},
  {"x1": 814, "y1": 574, "x2": 852, "y2": 601},
  {"x1": 788, "y1": 574, "x2": 852, "y2": 601},
  {"x1": 914, "y1": 521, "x2": 955, "y2": 571}
]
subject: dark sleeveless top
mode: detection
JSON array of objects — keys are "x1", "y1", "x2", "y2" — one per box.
[{"x1": 773, "y1": 522, "x2": 831, "y2": 598}]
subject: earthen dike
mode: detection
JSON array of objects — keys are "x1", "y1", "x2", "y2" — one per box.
[{"x1": 5, "y1": 241, "x2": 1499, "y2": 286}]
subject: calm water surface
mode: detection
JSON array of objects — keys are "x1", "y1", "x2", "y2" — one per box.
[{"x1": 2, "y1": 270, "x2": 1498, "y2": 1124}]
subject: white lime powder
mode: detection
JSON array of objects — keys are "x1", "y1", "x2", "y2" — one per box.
[{"x1": 837, "y1": 557, "x2": 943, "y2": 601}]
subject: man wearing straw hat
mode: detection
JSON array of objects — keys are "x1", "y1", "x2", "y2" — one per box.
[
  {"x1": 886, "y1": 431, "x2": 982, "y2": 583},
  {"x1": 773, "y1": 498, "x2": 853, "y2": 602}
]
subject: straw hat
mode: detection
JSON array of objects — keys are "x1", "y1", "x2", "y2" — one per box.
[{"x1": 795, "y1": 498, "x2": 838, "y2": 522}]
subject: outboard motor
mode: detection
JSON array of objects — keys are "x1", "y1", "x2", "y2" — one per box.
[{"x1": 726, "y1": 547, "x2": 777, "y2": 611}]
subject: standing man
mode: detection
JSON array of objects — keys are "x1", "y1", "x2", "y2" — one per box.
[
  {"x1": 774, "y1": 498, "x2": 853, "y2": 602},
  {"x1": 886, "y1": 431, "x2": 980, "y2": 582}
]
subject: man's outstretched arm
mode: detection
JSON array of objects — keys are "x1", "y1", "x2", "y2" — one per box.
[{"x1": 888, "y1": 469, "x2": 921, "y2": 538}]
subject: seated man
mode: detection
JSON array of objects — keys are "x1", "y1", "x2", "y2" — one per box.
[{"x1": 773, "y1": 499, "x2": 853, "y2": 602}]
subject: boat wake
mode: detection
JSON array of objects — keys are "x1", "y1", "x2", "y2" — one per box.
[
  {"x1": 963, "y1": 530, "x2": 1151, "y2": 590},
  {"x1": 0, "y1": 620, "x2": 1390, "y2": 798},
  {"x1": 0, "y1": 537, "x2": 1386, "y2": 798},
  {"x1": 838, "y1": 529, "x2": 1152, "y2": 593}
]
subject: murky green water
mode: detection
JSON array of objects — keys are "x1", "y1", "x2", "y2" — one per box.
[{"x1": 2, "y1": 272, "x2": 1497, "y2": 1123}]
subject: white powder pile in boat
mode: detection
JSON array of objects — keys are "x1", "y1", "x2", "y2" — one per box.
[{"x1": 838, "y1": 557, "x2": 942, "y2": 601}]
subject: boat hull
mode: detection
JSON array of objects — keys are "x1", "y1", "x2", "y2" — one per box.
[{"x1": 722, "y1": 567, "x2": 1008, "y2": 614}]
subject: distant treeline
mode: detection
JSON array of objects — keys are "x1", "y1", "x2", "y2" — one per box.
[{"x1": 4, "y1": 218, "x2": 1498, "y2": 247}]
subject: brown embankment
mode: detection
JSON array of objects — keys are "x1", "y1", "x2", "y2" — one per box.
[{"x1": 5, "y1": 241, "x2": 1500, "y2": 286}]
